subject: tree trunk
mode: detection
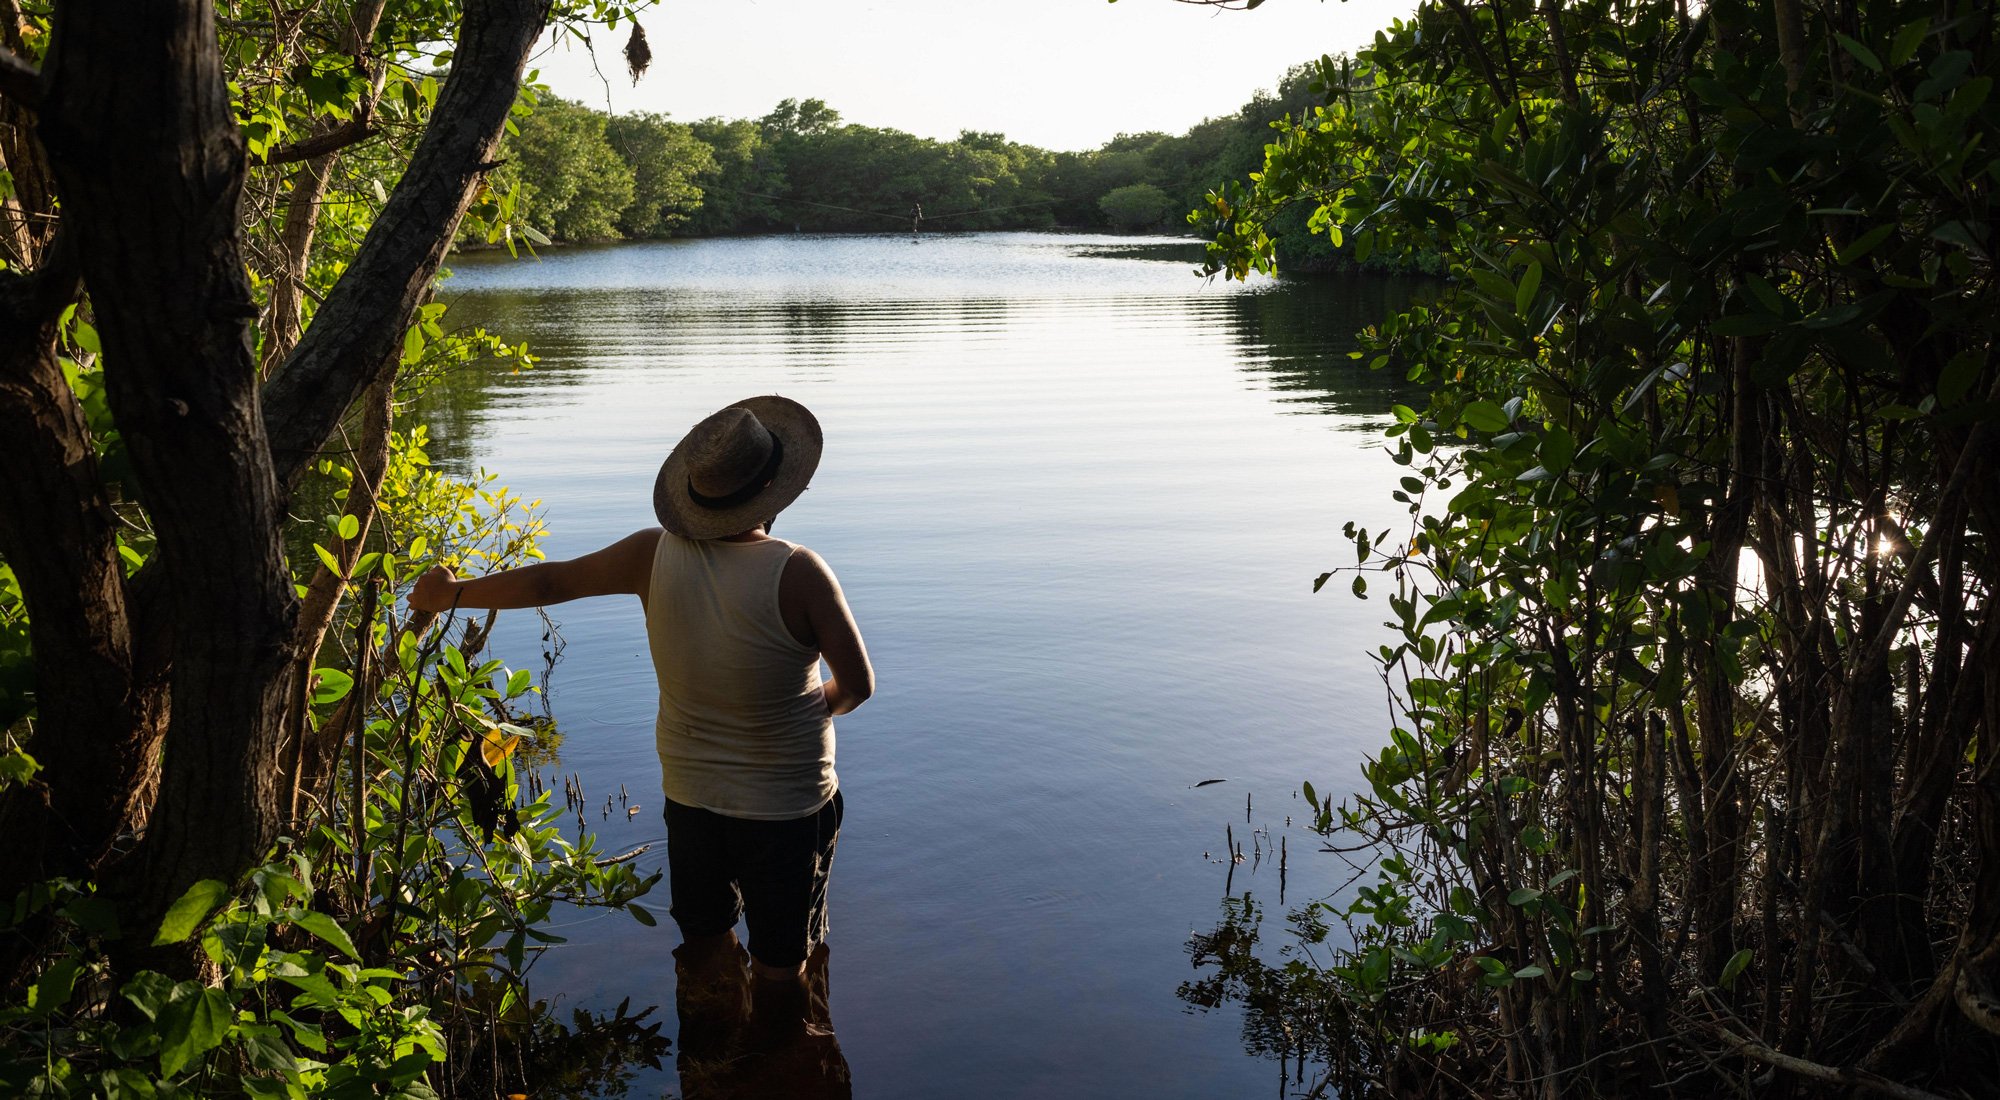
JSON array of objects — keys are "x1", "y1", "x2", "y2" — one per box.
[{"x1": 0, "y1": 0, "x2": 551, "y2": 976}]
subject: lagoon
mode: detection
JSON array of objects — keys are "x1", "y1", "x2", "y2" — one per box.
[{"x1": 427, "y1": 231, "x2": 1416, "y2": 1098}]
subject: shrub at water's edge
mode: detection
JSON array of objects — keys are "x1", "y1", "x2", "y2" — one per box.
[
  {"x1": 1189, "y1": 2, "x2": 2000, "y2": 1096},
  {"x1": 0, "y1": 2, "x2": 667, "y2": 1096}
]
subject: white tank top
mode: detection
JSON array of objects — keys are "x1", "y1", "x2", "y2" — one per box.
[{"x1": 645, "y1": 531, "x2": 837, "y2": 820}]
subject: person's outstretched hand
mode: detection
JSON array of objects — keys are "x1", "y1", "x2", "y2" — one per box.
[{"x1": 408, "y1": 565, "x2": 462, "y2": 612}]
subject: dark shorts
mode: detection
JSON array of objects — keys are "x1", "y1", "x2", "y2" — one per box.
[{"x1": 663, "y1": 790, "x2": 843, "y2": 969}]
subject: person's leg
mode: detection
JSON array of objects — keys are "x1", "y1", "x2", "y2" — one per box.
[
  {"x1": 666, "y1": 799, "x2": 753, "y2": 1088},
  {"x1": 736, "y1": 790, "x2": 842, "y2": 977},
  {"x1": 664, "y1": 797, "x2": 744, "y2": 940},
  {"x1": 735, "y1": 791, "x2": 843, "y2": 1045}
]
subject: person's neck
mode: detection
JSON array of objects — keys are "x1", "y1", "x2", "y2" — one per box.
[{"x1": 719, "y1": 526, "x2": 769, "y2": 543}]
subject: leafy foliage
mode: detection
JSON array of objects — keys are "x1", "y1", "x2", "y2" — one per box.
[
  {"x1": 1, "y1": 0, "x2": 666, "y2": 1096},
  {"x1": 1191, "y1": 0, "x2": 2000, "y2": 1095},
  {"x1": 510, "y1": 70, "x2": 1439, "y2": 258},
  {"x1": 494, "y1": 97, "x2": 637, "y2": 243},
  {"x1": 1097, "y1": 183, "x2": 1172, "y2": 231}
]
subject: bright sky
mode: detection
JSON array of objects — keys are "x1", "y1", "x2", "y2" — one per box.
[{"x1": 530, "y1": 0, "x2": 1420, "y2": 152}]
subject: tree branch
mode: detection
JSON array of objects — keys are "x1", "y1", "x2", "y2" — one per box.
[
  {"x1": 261, "y1": 0, "x2": 551, "y2": 496},
  {"x1": 0, "y1": 232, "x2": 170, "y2": 985},
  {"x1": 1709, "y1": 1025, "x2": 1952, "y2": 1100},
  {"x1": 251, "y1": 115, "x2": 379, "y2": 166}
]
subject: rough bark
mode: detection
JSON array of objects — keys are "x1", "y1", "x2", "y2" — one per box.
[
  {"x1": 0, "y1": 237, "x2": 169, "y2": 919},
  {"x1": 37, "y1": 0, "x2": 301, "y2": 933}
]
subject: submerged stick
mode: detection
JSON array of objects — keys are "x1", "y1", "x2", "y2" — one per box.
[{"x1": 594, "y1": 843, "x2": 651, "y2": 867}]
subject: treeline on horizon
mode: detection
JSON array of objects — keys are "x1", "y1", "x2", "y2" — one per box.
[{"x1": 481, "y1": 65, "x2": 1428, "y2": 272}]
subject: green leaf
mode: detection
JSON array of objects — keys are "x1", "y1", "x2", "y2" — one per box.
[
  {"x1": 1539, "y1": 426, "x2": 1574, "y2": 471},
  {"x1": 275, "y1": 966, "x2": 340, "y2": 1008},
  {"x1": 1719, "y1": 947, "x2": 1753, "y2": 990},
  {"x1": 1467, "y1": 268, "x2": 1515, "y2": 301},
  {"x1": 310, "y1": 668, "x2": 354, "y2": 705},
  {"x1": 1513, "y1": 964, "x2": 1546, "y2": 979},
  {"x1": 313, "y1": 542, "x2": 341, "y2": 575},
  {"x1": 506, "y1": 669, "x2": 532, "y2": 697},
  {"x1": 289, "y1": 910, "x2": 359, "y2": 960},
  {"x1": 239, "y1": 1023, "x2": 299, "y2": 1076},
  {"x1": 519, "y1": 223, "x2": 553, "y2": 246},
  {"x1": 1514, "y1": 261, "x2": 1542, "y2": 315},
  {"x1": 158, "y1": 984, "x2": 233, "y2": 1077},
  {"x1": 628, "y1": 903, "x2": 658, "y2": 927},
  {"x1": 1802, "y1": 301, "x2": 1866, "y2": 330},
  {"x1": 153, "y1": 879, "x2": 230, "y2": 945},
  {"x1": 1462, "y1": 400, "x2": 1510, "y2": 433},
  {"x1": 1939, "y1": 350, "x2": 1984, "y2": 405},
  {"x1": 272, "y1": 1010, "x2": 327, "y2": 1054},
  {"x1": 0, "y1": 748, "x2": 42, "y2": 785},
  {"x1": 31, "y1": 958, "x2": 81, "y2": 1015},
  {"x1": 337, "y1": 514, "x2": 360, "y2": 541},
  {"x1": 121, "y1": 971, "x2": 175, "y2": 1021},
  {"x1": 1351, "y1": 574, "x2": 1368, "y2": 599},
  {"x1": 409, "y1": 535, "x2": 429, "y2": 559},
  {"x1": 1835, "y1": 224, "x2": 1894, "y2": 265},
  {"x1": 1507, "y1": 887, "x2": 1542, "y2": 906},
  {"x1": 61, "y1": 895, "x2": 122, "y2": 939},
  {"x1": 74, "y1": 321, "x2": 102, "y2": 355},
  {"x1": 1891, "y1": 19, "x2": 1929, "y2": 68},
  {"x1": 1835, "y1": 34, "x2": 1882, "y2": 72},
  {"x1": 1390, "y1": 403, "x2": 1419, "y2": 424}
]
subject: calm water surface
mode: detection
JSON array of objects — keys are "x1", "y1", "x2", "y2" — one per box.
[{"x1": 427, "y1": 232, "x2": 1418, "y2": 1098}]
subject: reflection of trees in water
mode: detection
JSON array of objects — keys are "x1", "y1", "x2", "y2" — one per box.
[
  {"x1": 410, "y1": 288, "x2": 602, "y2": 476},
  {"x1": 449, "y1": 973, "x2": 671, "y2": 1100},
  {"x1": 1178, "y1": 895, "x2": 1417, "y2": 1099},
  {"x1": 1223, "y1": 275, "x2": 1436, "y2": 418},
  {"x1": 417, "y1": 274, "x2": 1433, "y2": 474}
]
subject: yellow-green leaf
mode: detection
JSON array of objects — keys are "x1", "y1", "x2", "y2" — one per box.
[{"x1": 153, "y1": 879, "x2": 230, "y2": 945}]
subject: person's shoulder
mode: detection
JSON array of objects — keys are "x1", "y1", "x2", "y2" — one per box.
[
  {"x1": 782, "y1": 542, "x2": 831, "y2": 571},
  {"x1": 617, "y1": 526, "x2": 670, "y2": 557},
  {"x1": 780, "y1": 544, "x2": 841, "y2": 589}
]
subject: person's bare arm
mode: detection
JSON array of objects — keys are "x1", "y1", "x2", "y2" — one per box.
[
  {"x1": 408, "y1": 528, "x2": 661, "y2": 612},
  {"x1": 781, "y1": 547, "x2": 874, "y2": 716}
]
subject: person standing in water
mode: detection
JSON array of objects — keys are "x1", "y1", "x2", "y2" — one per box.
[{"x1": 409, "y1": 396, "x2": 872, "y2": 1070}]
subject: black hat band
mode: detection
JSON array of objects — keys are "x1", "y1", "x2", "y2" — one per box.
[{"x1": 686, "y1": 431, "x2": 785, "y2": 510}]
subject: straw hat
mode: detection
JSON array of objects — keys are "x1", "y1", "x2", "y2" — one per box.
[{"x1": 653, "y1": 396, "x2": 823, "y2": 539}]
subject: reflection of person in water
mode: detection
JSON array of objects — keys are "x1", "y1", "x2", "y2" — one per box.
[
  {"x1": 675, "y1": 936, "x2": 851, "y2": 1098},
  {"x1": 408, "y1": 398, "x2": 872, "y2": 1092}
]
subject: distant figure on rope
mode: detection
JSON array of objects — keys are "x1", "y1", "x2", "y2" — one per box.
[
  {"x1": 409, "y1": 397, "x2": 870, "y2": 1095},
  {"x1": 910, "y1": 202, "x2": 922, "y2": 242}
]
